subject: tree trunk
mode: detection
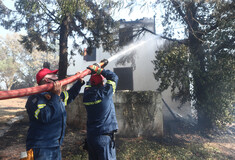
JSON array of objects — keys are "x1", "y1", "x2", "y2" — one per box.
[
  {"x1": 190, "y1": 39, "x2": 213, "y2": 130},
  {"x1": 58, "y1": 15, "x2": 70, "y2": 80},
  {"x1": 186, "y1": 3, "x2": 213, "y2": 130},
  {"x1": 6, "y1": 78, "x2": 14, "y2": 91},
  {"x1": 197, "y1": 109, "x2": 213, "y2": 131}
]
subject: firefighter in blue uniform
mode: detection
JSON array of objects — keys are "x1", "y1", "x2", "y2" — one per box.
[
  {"x1": 25, "y1": 68, "x2": 84, "y2": 160},
  {"x1": 84, "y1": 59, "x2": 118, "y2": 160}
]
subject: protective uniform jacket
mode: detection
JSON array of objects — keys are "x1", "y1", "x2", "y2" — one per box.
[
  {"x1": 25, "y1": 80, "x2": 84, "y2": 150},
  {"x1": 83, "y1": 69, "x2": 118, "y2": 136}
]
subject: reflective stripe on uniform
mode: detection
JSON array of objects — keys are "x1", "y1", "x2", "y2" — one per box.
[
  {"x1": 107, "y1": 80, "x2": 116, "y2": 94},
  {"x1": 63, "y1": 91, "x2": 69, "y2": 106},
  {"x1": 83, "y1": 99, "x2": 102, "y2": 106},
  {"x1": 97, "y1": 68, "x2": 103, "y2": 74},
  {"x1": 85, "y1": 85, "x2": 92, "y2": 88},
  {"x1": 34, "y1": 104, "x2": 46, "y2": 119}
]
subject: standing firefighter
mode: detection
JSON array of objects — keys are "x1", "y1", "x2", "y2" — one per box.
[
  {"x1": 25, "y1": 68, "x2": 84, "y2": 160},
  {"x1": 83, "y1": 59, "x2": 118, "y2": 160}
]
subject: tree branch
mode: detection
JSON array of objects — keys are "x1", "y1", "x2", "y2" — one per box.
[
  {"x1": 141, "y1": 27, "x2": 188, "y2": 45},
  {"x1": 38, "y1": 0, "x2": 59, "y2": 24},
  {"x1": 212, "y1": 37, "x2": 235, "y2": 54},
  {"x1": 170, "y1": 0, "x2": 187, "y2": 24}
]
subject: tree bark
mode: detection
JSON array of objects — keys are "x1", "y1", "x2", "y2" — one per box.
[
  {"x1": 58, "y1": 15, "x2": 70, "y2": 80},
  {"x1": 186, "y1": 4, "x2": 213, "y2": 130}
]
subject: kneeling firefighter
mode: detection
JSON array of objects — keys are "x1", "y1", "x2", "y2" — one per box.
[{"x1": 83, "y1": 59, "x2": 119, "y2": 160}]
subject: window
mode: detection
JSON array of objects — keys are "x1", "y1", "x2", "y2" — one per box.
[
  {"x1": 119, "y1": 27, "x2": 133, "y2": 46},
  {"x1": 114, "y1": 67, "x2": 133, "y2": 90},
  {"x1": 84, "y1": 47, "x2": 96, "y2": 61}
]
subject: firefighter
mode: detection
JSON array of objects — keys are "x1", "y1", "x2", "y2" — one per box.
[
  {"x1": 83, "y1": 59, "x2": 118, "y2": 160},
  {"x1": 25, "y1": 68, "x2": 84, "y2": 160}
]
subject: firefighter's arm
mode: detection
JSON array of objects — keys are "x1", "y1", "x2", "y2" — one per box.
[
  {"x1": 101, "y1": 69, "x2": 118, "y2": 95},
  {"x1": 60, "y1": 78, "x2": 85, "y2": 106}
]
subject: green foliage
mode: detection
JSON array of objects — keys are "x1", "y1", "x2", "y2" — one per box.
[
  {"x1": 150, "y1": 0, "x2": 235, "y2": 129},
  {"x1": 199, "y1": 49, "x2": 235, "y2": 128},
  {"x1": 152, "y1": 42, "x2": 191, "y2": 103}
]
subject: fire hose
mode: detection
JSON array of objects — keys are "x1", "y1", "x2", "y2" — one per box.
[{"x1": 0, "y1": 61, "x2": 106, "y2": 100}]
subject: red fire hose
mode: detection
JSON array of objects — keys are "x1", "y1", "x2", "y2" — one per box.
[{"x1": 0, "y1": 62, "x2": 105, "y2": 100}]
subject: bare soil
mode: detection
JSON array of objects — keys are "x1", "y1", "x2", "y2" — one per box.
[{"x1": 0, "y1": 98, "x2": 234, "y2": 160}]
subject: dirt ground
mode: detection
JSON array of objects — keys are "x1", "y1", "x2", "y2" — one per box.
[
  {"x1": 0, "y1": 98, "x2": 27, "y2": 137},
  {"x1": 0, "y1": 98, "x2": 26, "y2": 123},
  {"x1": 0, "y1": 97, "x2": 234, "y2": 160}
]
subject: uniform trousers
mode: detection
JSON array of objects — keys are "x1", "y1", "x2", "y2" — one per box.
[
  {"x1": 32, "y1": 146, "x2": 61, "y2": 160},
  {"x1": 87, "y1": 134, "x2": 116, "y2": 160}
]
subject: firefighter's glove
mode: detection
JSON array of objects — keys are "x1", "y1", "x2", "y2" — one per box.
[
  {"x1": 100, "y1": 59, "x2": 108, "y2": 68},
  {"x1": 93, "y1": 63, "x2": 100, "y2": 67},
  {"x1": 87, "y1": 65, "x2": 103, "y2": 75}
]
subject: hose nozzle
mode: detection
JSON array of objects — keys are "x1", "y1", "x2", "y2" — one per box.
[{"x1": 99, "y1": 59, "x2": 108, "y2": 68}]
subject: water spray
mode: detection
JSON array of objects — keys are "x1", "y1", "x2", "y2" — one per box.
[
  {"x1": 108, "y1": 40, "x2": 148, "y2": 62},
  {"x1": 108, "y1": 35, "x2": 159, "y2": 63}
]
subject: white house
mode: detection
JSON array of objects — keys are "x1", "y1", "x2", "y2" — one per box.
[{"x1": 67, "y1": 18, "x2": 193, "y2": 126}]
